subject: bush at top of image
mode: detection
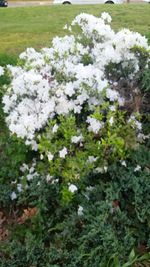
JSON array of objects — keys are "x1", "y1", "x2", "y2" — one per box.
[
  {"x1": 1, "y1": 12, "x2": 150, "y2": 141},
  {"x1": 0, "y1": 12, "x2": 150, "y2": 267}
]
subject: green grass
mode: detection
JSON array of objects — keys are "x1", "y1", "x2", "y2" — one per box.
[{"x1": 0, "y1": 5, "x2": 150, "y2": 57}]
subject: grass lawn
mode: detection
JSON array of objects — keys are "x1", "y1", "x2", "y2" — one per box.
[{"x1": 0, "y1": 4, "x2": 150, "y2": 58}]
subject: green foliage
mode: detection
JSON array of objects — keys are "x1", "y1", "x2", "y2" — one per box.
[
  {"x1": 140, "y1": 67, "x2": 150, "y2": 93},
  {"x1": 1, "y1": 142, "x2": 150, "y2": 267}
]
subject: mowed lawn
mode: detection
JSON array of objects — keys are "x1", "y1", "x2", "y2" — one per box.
[{"x1": 0, "y1": 4, "x2": 150, "y2": 57}]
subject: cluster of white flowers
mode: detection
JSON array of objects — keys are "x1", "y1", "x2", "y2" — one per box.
[
  {"x1": 106, "y1": 88, "x2": 124, "y2": 106},
  {"x1": 20, "y1": 159, "x2": 38, "y2": 180},
  {"x1": 128, "y1": 115, "x2": 142, "y2": 131},
  {"x1": 59, "y1": 147, "x2": 68, "y2": 159},
  {"x1": 68, "y1": 184, "x2": 78, "y2": 193},
  {"x1": 86, "y1": 116, "x2": 104, "y2": 134},
  {"x1": 2, "y1": 12, "x2": 149, "y2": 147},
  {"x1": 10, "y1": 160, "x2": 38, "y2": 200},
  {"x1": 77, "y1": 205, "x2": 84, "y2": 216},
  {"x1": 88, "y1": 156, "x2": 98, "y2": 163},
  {"x1": 71, "y1": 134, "x2": 83, "y2": 144},
  {"x1": 47, "y1": 152, "x2": 54, "y2": 161},
  {"x1": 134, "y1": 165, "x2": 141, "y2": 172}
]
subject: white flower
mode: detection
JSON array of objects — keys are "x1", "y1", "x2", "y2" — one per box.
[
  {"x1": 121, "y1": 160, "x2": 127, "y2": 167},
  {"x1": 64, "y1": 83, "x2": 75, "y2": 97},
  {"x1": 134, "y1": 165, "x2": 141, "y2": 172},
  {"x1": 47, "y1": 152, "x2": 54, "y2": 161},
  {"x1": 94, "y1": 166, "x2": 107, "y2": 173},
  {"x1": 10, "y1": 191, "x2": 17, "y2": 200},
  {"x1": 68, "y1": 184, "x2": 78, "y2": 193},
  {"x1": 71, "y1": 135, "x2": 83, "y2": 144},
  {"x1": 17, "y1": 184, "x2": 22, "y2": 192},
  {"x1": 106, "y1": 88, "x2": 120, "y2": 102},
  {"x1": 68, "y1": 26, "x2": 72, "y2": 32},
  {"x1": 30, "y1": 140, "x2": 38, "y2": 151},
  {"x1": 104, "y1": 166, "x2": 108, "y2": 172},
  {"x1": 51, "y1": 178, "x2": 59, "y2": 184},
  {"x1": 40, "y1": 154, "x2": 44, "y2": 160},
  {"x1": 135, "y1": 121, "x2": 142, "y2": 131},
  {"x1": 29, "y1": 166, "x2": 35, "y2": 173},
  {"x1": 63, "y1": 24, "x2": 68, "y2": 30},
  {"x1": 87, "y1": 117, "x2": 103, "y2": 134},
  {"x1": 109, "y1": 116, "x2": 114, "y2": 126},
  {"x1": 137, "y1": 133, "x2": 150, "y2": 141},
  {"x1": 27, "y1": 174, "x2": 34, "y2": 181},
  {"x1": 11, "y1": 180, "x2": 17, "y2": 184},
  {"x1": 88, "y1": 156, "x2": 98, "y2": 163},
  {"x1": 20, "y1": 163, "x2": 29, "y2": 172},
  {"x1": 101, "y1": 12, "x2": 112, "y2": 23},
  {"x1": 59, "y1": 147, "x2": 68, "y2": 159},
  {"x1": 52, "y1": 124, "x2": 59, "y2": 133},
  {"x1": 46, "y1": 174, "x2": 53, "y2": 182},
  {"x1": 94, "y1": 167, "x2": 103, "y2": 173},
  {"x1": 77, "y1": 205, "x2": 84, "y2": 216},
  {"x1": 0, "y1": 66, "x2": 4, "y2": 76},
  {"x1": 109, "y1": 105, "x2": 116, "y2": 112},
  {"x1": 128, "y1": 115, "x2": 142, "y2": 131}
]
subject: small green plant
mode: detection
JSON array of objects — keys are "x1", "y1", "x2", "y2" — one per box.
[{"x1": 107, "y1": 250, "x2": 150, "y2": 267}]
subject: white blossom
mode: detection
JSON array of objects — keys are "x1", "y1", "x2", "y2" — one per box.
[
  {"x1": 109, "y1": 116, "x2": 114, "y2": 126},
  {"x1": 94, "y1": 166, "x2": 107, "y2": 173},
  {"x1": 51, "y1": 178, "x2": 59, "y2": 184},
  {"x1": 59, "y1": 147, "x2": 68, "y2": 159},
  {"x1": 27, "y1": 174, "x2": 34, "y2": 181},
  {"x1": 68, "y1": 184, "x2": 78, "y2": 193},
  {"x1": 128, "y1": 115, "x2": 142, "y2": 131},
  {"x1": 40, "y1": 154, "x2": 44, "y2": 160},
  {"x1": 71, "y1": 135, "x2": 83, "y2": 144},
  {"x1": 87, "y1": 117, "x2": 103, "y2": 134},
  {"x1": 10, "y1": 191, "x2": 17, "y2": 200},
  {"x1": 109, "y1": 105, "x2": 116, "y2": 112},
  {"x1": 88, "y1": 156, "x2": 98, "y2": 163},
  {"x1": 77, "y1": 205, "x2": 84, "y2": 216},
  {"x1": 52, "y1": 124, "x2": 59, "y2": 133},
  {"x1": 17, "y1": 184, "x2": 22, "y2": 192},
  {"x1": 0, "y1": 66, "x2": 4, "y2": 76},
  {"x1": 121, "y1": 160, "x2": 127, "y2": 167},
  {"x1": 63, "y1": 24, "x2": 68, "y2": 30},
  {"x1": 47, "y1": 152, "x2": 54, "y2": 161},
  {"x1": 26, "y1": 171, "x2": 38, "y2": 181},
  {"x1": 104, "y1": 166, "x2": 108, "y2": 172},
  {"x1": 20, "y1": 163, "x2": 29, "y2": 172},
  {"x1": 134, "y1": 165, "x2": 141, "y2": 172},
  {"x1": 101, "y1": 12, "x2": 112, "y2": 23},
  {"x1": 46, "y1": 174, "x2": 53, "y2": 182},
  {"x1": 106, "y1": 88, "x2": 120, "y2": 102}
]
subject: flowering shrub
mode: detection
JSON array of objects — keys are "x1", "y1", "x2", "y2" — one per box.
[
  {"x1": 2, "y1": 12, "x2": 150, "y2": 194},
  {"x1": 0, "y1": 12, "x2": 150, "y2": 266},
  {"x1": 2, "y1": 13, "x2": 149, "y2": 141}
]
